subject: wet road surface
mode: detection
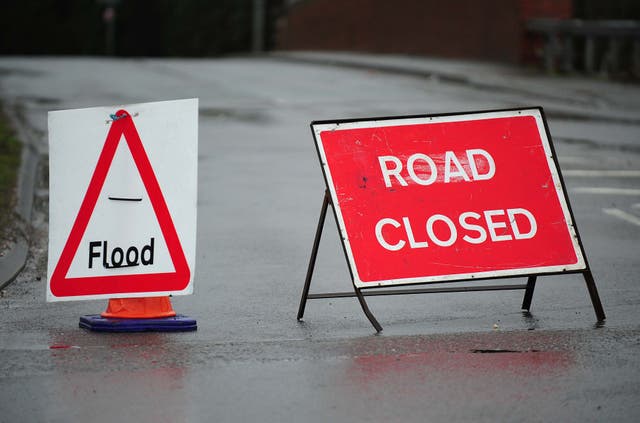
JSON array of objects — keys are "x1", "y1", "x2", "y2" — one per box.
[{"x1": 1, "y1": 55, "x2": 639, "y2": 422}]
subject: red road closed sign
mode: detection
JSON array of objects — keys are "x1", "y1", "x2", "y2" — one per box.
[{"x1": 313, "y1": 108, "x2": 586, "y2": 288}]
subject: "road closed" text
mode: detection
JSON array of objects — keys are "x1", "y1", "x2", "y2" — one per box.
[{"x1": 375, "y1": 209, "x2": 537, "y2": 251}]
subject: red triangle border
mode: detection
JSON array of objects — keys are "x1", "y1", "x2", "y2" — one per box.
[{"x1": 50, "y1": 110, "x2": 190, "y2": 298}]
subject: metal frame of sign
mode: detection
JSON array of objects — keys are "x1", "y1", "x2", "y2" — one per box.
[{"x1": 297, "y1": 107, "x2": 605, "y2": 332}]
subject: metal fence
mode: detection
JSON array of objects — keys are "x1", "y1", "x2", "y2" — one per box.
[{"x1": 527, "y1": 19, "x2": 640, "y2": 78}]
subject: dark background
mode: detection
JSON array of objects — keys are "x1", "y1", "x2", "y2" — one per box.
[
  {"x1": 0, "y1": 0, "x2": 637, "y2": 57},
  {"x1": 0, "y1": 0, "x2": 284, "y2": 56}
]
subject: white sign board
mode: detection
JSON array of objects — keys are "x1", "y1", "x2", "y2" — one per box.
[{"x1": 47, "y1": 99, "x2": 198, "y2": 301}]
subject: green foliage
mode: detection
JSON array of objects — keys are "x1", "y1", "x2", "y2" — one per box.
[
  {"x1": 0, "y1": 0, "x2": 103, "y2": 55},
  {"x1": 0, "y1": 111, "x2": 21, "y2": 240},
  {"x1": 0, "y1": 0, "x2": 257, "y2": 56}
]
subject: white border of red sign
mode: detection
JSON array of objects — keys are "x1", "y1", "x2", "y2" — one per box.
[{"x1": 312, "y1": 108, "x2": 586, "y2": 289}]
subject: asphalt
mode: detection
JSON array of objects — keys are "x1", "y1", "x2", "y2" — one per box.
[
  {"x1": 2, "y1": 50, "x2": 638, "y2": 289},
  {"x1": 273, "y1": 51, "x2": 640, "y2": 124},
  {"x1": 0, "y1": 52, "x2": 639, "y2": 422}
]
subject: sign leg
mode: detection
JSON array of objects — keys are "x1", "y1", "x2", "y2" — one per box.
[
  {"x1": 583, "y1": 270, "x2": 606, "y2": 321},
  {"x1": 297, "y1": 191, "x2": 331, "y2": 320},
  {"x1": 355, "y1": 289, "x2": 383, "y2": 332},
  {"x1": 521, "y1": 276, "x2": 537, "y2": 311}
]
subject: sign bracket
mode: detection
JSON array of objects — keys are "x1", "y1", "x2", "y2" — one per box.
[
  {"x1": 297, "y1": 191, "x2": 606, "y2": 332},
  {"x1": 297, "y1": 190, "x2": 382, "y2": 331},
  {"x1": 583, "y1": 270, "x2": 606, "y2": 321},
  {"x1": 521, "y1": 276, "x2": 537, "y2": 311},
  {"x1": 297, "y1": 190, "x2": 331, "y2": 322}
]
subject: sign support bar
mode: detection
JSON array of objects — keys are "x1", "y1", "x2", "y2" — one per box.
[
  {"x1": 297, "y1": 191, "x2": 382, "y2": 331},
  {"x1": 583, "y1": 270, "x2": 606, "y2": 321},
  {"x1": 297, "y1": 190, "x2": 330, "y2": 321},
  {"x1": 521, "y1": 276, "x2": 537, "y2": 311},
  {"x1": 308, "y1": 284, "x2": 530, "y2": 299}
]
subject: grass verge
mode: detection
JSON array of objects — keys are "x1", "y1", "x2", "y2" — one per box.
[{"x1": 0, "y1": 106, "x2": 22, "y2": 247}]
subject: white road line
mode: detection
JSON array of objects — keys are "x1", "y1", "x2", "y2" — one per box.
[
  {"x1": 559, "y1": 156, "x2": 591, "y2": 164},
  {"x1": 563, "y1": 170, "x2": 640, "y2": 177},
  {"x1": 603, "y1": 208, "x2": 640, "y2": 227},
  {"x1": 573, "y1": 187, "x2": 640, "y2": 196}
]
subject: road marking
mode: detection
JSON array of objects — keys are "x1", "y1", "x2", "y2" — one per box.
[
  {"x1": 563, "y1": 170, "x2": 640, "y2": 177},
  {"x1": 573, "y1": 187, "x2": 640, "y2": 196},
  {"x1": 559, "y1": 156, "x2": 590, "y2": 164},
  {"x1": 603, "y1": 208, "x2": 640, "y2": 227}
]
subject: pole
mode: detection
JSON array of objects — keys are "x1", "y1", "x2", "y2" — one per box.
[{"x1": 252, "y1": 0, "x2": 265, "y2": 53}]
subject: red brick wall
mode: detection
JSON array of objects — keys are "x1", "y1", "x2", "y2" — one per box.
[
  {"x1": 277, "y1": 0, "x2": 572, "y2": 63},
  {"x1": 520, "y1": 0, "x2": 573, "y2": 63},
  {"x1": 521, "y1": 0, "x2": 572, "y2": 19}
]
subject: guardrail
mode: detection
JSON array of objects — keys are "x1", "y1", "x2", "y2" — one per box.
[{"x1": 527, "y1": 19, "x2": 640, "y2": 78}]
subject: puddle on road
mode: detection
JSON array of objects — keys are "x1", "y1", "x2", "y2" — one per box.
[
  {"x1": 547, "y1": 110, "x2": 640, "y2": 126},
  {"x1": 199, "y1": 107, "x2": 271, "y2": 124},
  {"x1": 0, "y1": 67, "x2": 44, "y2": 78},
  {"x1": 556, "y1": 136, "x2": 640, "y2": 154},
  {"x1": 17, "y1": 96, "x2": 60, "y2": 106},
  {"x1": 339, "y1": 331, "x2": 576, "y2": 409}
]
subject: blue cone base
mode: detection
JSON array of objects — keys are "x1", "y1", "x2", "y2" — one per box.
[{"x1": 79, "y1": 314, "x2": 197, "y2": 332}]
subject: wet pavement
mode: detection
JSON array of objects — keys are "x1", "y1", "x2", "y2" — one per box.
[
  {"x1": 0, "y1": 53, "x2": 639, "y2": 422},
  {"x1": 1, "y1": 328, "x2": 639, "y2": 422}
]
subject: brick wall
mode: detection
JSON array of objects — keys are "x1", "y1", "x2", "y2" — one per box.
[{"x1": 277, "y1": 0, "x2": 572, "y2": 63}]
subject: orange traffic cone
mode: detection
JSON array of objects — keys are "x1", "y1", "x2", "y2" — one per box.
[
  {"x1": 101, "y1": 296, "x2": 177, "y2": 319},
  {"x1": 79, "y1": 296, "x2": 196, "y2": 332}
]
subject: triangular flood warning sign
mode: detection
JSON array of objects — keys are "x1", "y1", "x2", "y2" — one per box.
[{"x1": 49, "y1": 110, "x2": 190, "y2": 298}]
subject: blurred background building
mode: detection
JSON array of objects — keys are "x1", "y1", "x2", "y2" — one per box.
[
  {"x1": 1, "y1": 0, "x2": 638, "y2": 77},
  {"x1": 277, "y1": 0, "x2": 640, "y2": 77},
  {"x1": 278, "y1": 0, "x2": 572, "y2": 63}
]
